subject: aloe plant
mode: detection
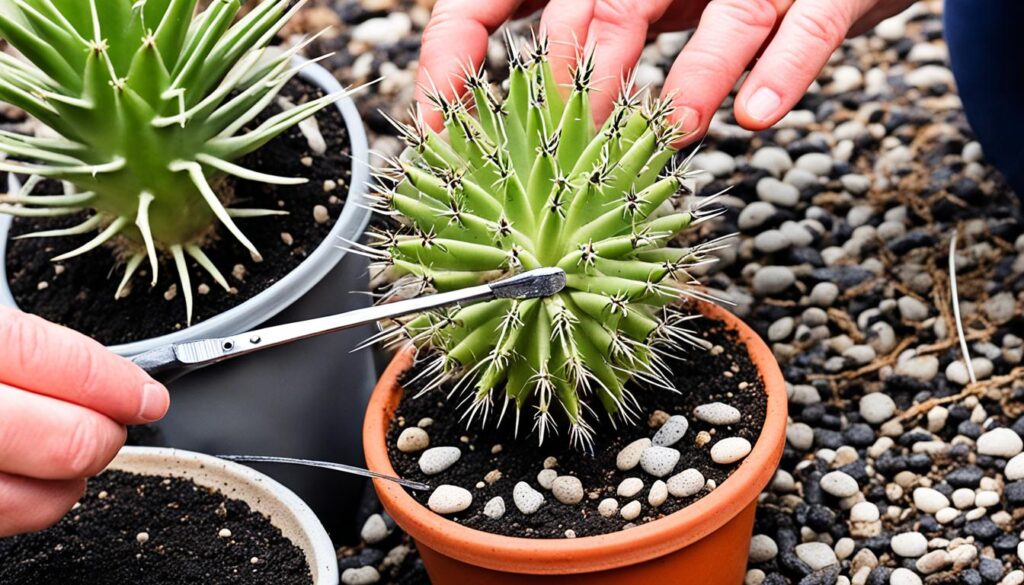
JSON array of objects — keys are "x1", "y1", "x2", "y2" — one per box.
[
  {"x1": 0, "y1": 0, "x2": 348, "y2": 323},
  {"x1": 364, "y1": 34, "x2": 728, "y2": 447}
]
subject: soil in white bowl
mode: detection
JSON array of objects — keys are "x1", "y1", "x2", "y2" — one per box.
[{"x1": 0, "y1": 469, "x2": 313, "y2": 585}]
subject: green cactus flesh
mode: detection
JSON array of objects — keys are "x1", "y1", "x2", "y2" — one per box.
[
  {"x1": 370, "y1": 35, "x2": 728, "y2": 446},
  {"x1": 0, "y1": 0, "x2": 349, "y2": 323}
]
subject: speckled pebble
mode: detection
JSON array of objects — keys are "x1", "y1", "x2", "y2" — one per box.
[
  {"x1": 711, "y1": 437, "x2": 752, "y2": 464},
  {"x1": 397, "y1": 427, "x2": 430, "y2": 453},
  {"x1": 639, "y1": 445, "x2": 681, "y2": 477},
  {"x1": 652, "y1": 415, "x2": 689, "y2": 447},
  {"x1": 418, "y1": 446, "x2": 461, "y2": 475},
  {"x1": 693, "y1": 402, "x2": 742, "y2": 425},
  {"x1": 512, "y1": 482, "x2": 545, "y2": 515}
]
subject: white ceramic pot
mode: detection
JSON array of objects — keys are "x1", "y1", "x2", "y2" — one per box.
[
  {"x1": 108, "y1": 446, "x2": 338, "y2": 585},
  {"x1": 0, "y1": 59, "x2": 371, "y2": 357}
]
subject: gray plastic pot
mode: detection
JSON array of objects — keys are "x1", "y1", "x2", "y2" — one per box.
[
  {"x1": 108, "y1": 447, "x2": 338, "y2": 585},
  {"x1": 0, "y1": 59, "x2": 378, "y2": 539}
]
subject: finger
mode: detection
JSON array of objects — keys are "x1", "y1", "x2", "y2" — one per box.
[
  {"x1": 539, "y1": 0, "x2": 595, "y2": 86},
  {"x1": 0, "y1": 472, "x2": 84, "y2": 537},
  {"x1": 735, "y1": 0, "x2": 862, "y2": 130},
  {"x1": 415, "y1": 0, "x2": 526, "y2": 130},
  {"x1": 0, "y1": 382, "x2": 127, "y2": 480},
  {"x1": 660, "y1": 0, "x2": 783, "y2": 147},
  {"x1": 0, "y1": 307, "x2": 168, "y2": 424},
  {"x1": 584, "y1": 0, "x2": 674, "y2": 123}
]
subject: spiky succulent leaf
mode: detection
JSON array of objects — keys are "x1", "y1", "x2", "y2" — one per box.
[
  {"x1": 373, "y1": 36, "x2": 726, "y2": 447},
  {"x1": 0, "y1": 0, "x2": 350, "y2": 323}
]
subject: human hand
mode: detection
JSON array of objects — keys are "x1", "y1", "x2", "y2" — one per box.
[
  {"x1": 416, "y1": 0, "x2": 917, "y2": 145},
  {"x1": 0, "y1": 307, "x2": 169, "y2": 536}
]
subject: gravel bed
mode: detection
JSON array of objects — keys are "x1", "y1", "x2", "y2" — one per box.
[{"x1": 278, "y1": 1, "x2": 1024, "y2": 584}]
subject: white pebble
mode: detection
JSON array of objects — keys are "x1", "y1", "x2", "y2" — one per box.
[
  {"x1": 794, "y1": 542, "x2": 838, "y2": 571},
  {"x1": 397, "y1": 427, "x2": 430, "y2": 452},
  {"x1": 342, "y1": 566, "x2": 381, "y2": 585},
  {"x1": 617, "y1": 477, "x2": 644, "y2": 498},
  {"x1": 620, "y1": 500, "x2": 642, "y2": 521},
  {"x1": 711, "y1": 437, "x2": 752, "y2": 464},
  {"x1": 551, "y1": 476, "x2": 584, "y2": 505},
  {"x1": 653, "y1": 415, "x2": 689, "y2": 447},
  {"x1": 483, "y1": 496, "x2": 505, "y2": 519},
  {"x1": 598, "y1": 498, "x2": 619, "y2": 518},
  {"x1": 977, "y1": 428, "x2": 1023, "y2": 458},
  {"x1": 891, "y1": 532, "x2": 928, "y2": 557},
  {"x1": 667, "y1": 469, "x2": 705, "y2": 498},
  {"x1": 360, "y1": 514, "x2": 389, "y2": 544},
  {"x1": 513, "y1": 482, "x2": 545, "y2": 515},
  {"x1": 820, "y1": 471, "x2": 860, "y2": 498},
  {"x1": 1005, "y1": 453, "x2": 1024, "y2": 480},
  {"x1": 694, "y1": 402, "x2": 742, "y2": 425},
  {"x1": 850, "y1": 502, "x2": 879, "y2": 522},
  {"x1": 616, "y1": 438, "x2": 651, "y2": 471},
  {"x1": 648, "y1": 480, "x2": 668, "y2": 507},
  {"x1": 537, "y1": 469, "x2": 557, "y2": 490},
  {"x1": 639, "y1": 446, "x2": 680, "y2": 478},
  {"x1": 912, "y1": 487, "x2": 950, "y2": 514},
  {"x1": 427, "y1": 485, "x2": 472, "y2": 515},
  {"x1": 418, "y1": 446, "x2": 461, "y2": 475},
  {"x1": 860, "y1": 393, "x2": 896, "y2": 424},
  {"x1": 749, "y1": 534, "x2": 779, "y2": 563},
  {"x1": 889, "y1": 567, "x2": 922, "y2": 585}
]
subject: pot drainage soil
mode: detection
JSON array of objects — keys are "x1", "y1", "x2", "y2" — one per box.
[
  {"x1": 386, "y1": 310, "x2": 768, "y2": 539},
  {"x1": 4, "y1": 77, "x2": 352, "y2": 346},
  {"x1": 0, "y1": 469, "x2": 313, "y2": 585}
]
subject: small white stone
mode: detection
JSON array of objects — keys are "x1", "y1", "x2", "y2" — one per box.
[
  {"x1": 694, "y1": 402, "x2": 742, "y2": 426},
  {"x1": 397, "y1": 427, "x2": 430, "y2": 453},
  {"x1": 738, "y1": 201, "x2": 778, "y2": 230},
  {"x1": 750, "y1": 146, "x2": 793, "y2": 177},
  {"x1": 360, "y1": 514, "x2": 389, "y2": 544},
  {"x1": 218, "y1": 528, "x2": 232, "y2": 539},
  {"x1": 342, "y1": 566, "x2": 381, "y2": 585},
  {"x1": 889, "y1": 567, "x2": 923, "y2": 585},
  {"x1": 895, "y1": 356, "x2": 939, "y2": 381},
  {"x1": 951, "y1": 488, "x2": 975, "y2": 509},
  {"x1": 711, "y1": 437, "x2": 752, "y2": 464},
  {"x1": 786, "y1": 422, "x2": 814, "y2": 451},
  {"x1": 794, "y1": 542, "x2": 838, "y2": 571},
  {"x1": 912, "y1": 487, "x2": 950, "y2": 514},
  {"x1": 861, "y1": 392, "x2": 897, "y2": 421},
  {"x1": 850, "y1": 502, "x2": 879, "y2": 522},
  {"x1": 1005, "y1": 453, "x2": 1024, "y2": 480},
  {"x1": 667, "y1": 469, "x2": 705, "y2": 498},
  {"x1": 820, "y1": 471, "x2": 860, "y2": 498},
  {"x1": 537, "y1": 469, "x2": 558, "y2": 490},
  {"x1": 935, "y1": 507, "x2": 960, "y2": 524},
  {"x1": 891, "y1": 532, "x2": 928, "y2": 557},
  {"x1": 648, "y1": 480, "x2": 668, "y2": 507},
  {"x1": 977, "y1": 428, "x2": 1023, "y2": 458},
  {"x1": 136, "y1": 532, "x2": 149, "y2": 544},
  {"x1": 513, "y1": 482, "x2": 545, "y2": 515},
  {"x1": 551, "y1": 476, "x2": 584, "y2": 505},
  {"x1": 483, "y1": 496, "x2": 505, "y2": 519},
  {"x1": 617, "y1": 477, "x2": 644, "y2": 498},
  {"x1": 757, "y1": 177, "x2": 800, "y2": 207},
  {"x1": 418, "y1": 446, "x2": 461, "y2": 475},
  {"x1": 653, "y1": 415, "x2": 689, "y2": 447},
  {"x1": 598, "y1": 498, "x2": 619, "y2": 518},
  {"x1": 616, "y1": 438, "x2": 651, "y2": 471},
  {"x1": 620, "y1": 500, "x2": 642, "y2": 521},
  {"x1": 749, "y1": 534, "x2": 779, "y2": 563},
  {"x1": 975, "y1": 490, "x2": 1000, "y2": 508},
  {"x1": 640, "y1": 446, "x2": 681, "y2": 478},
  {"x1": 427, "y1": 485, "x2": 472, "y2": 515}
]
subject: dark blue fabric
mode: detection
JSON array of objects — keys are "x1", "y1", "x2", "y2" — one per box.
[{"x1": 945, "y1": 0, "x2": 1024, "y2": 198}]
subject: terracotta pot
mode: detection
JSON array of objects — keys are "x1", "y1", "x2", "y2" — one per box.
[{"x1": 363, "y1": 302, "x2": 787, "y2": 584}]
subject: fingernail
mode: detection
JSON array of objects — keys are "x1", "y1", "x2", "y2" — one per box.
[
  {"x1": 139, "y1": 383, "x2": 170, "y2": 422},
  {"x1": 746, "y1": 87, "x2": 782, "y2": 122},
  {"x1": 676, "y1": 107, "x2": 701, "y2": 136}
]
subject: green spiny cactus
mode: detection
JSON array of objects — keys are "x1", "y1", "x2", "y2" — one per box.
[
  {"x1": 0, "y1": 0, "x2": 349, "y2": 323},
  {"x1": 365, "y1": 34, "x2": 729, "y2": 447}
]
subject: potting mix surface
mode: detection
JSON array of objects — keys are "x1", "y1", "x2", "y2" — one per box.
[
  {"x1": 387, "y1": 310, "x2": 768, "y2": 538},
  {"x1": 0, "y1": 470, "x2": 313, "y2": 585},
  {"x1": 4, "y1": 77, "x2": 353, "y2": 346}
]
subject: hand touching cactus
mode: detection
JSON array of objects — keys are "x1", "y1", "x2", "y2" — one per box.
[
  {"x1": 367, "y1": 35, "x2": 727, "y2": 447},
  {"x1": 0, "y1": 0, "x2": 349, "y2": 323}
]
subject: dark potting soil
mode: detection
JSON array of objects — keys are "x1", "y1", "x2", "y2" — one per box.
[
  {"x1": 386, "y1": 309, "x2": 768, "y2": 538},
  {"x1": 0, "y1": 470, "x2": 312, "y2": 585},
  {"x1": 4, "y1": 77, "x2": 353, "y2": 345}
]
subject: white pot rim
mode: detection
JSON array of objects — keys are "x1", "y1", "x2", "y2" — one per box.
[
  {"x1": 107, "y1": 446, "x2": 338, "y2": 585},
  {"x1": 0, "y1": 58, "x2": 371, "y2": 357}
]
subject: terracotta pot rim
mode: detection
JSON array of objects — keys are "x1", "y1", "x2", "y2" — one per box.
[{"x1": 363, "y1": 301, "x2": 787, "y2": 575}]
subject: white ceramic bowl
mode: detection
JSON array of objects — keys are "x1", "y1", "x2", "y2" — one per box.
[
  {"x1": 0, "y1": 59, "x2": 371, "y2": 357},
  {"x1": 108, "y1": 446, "x2": 338, "y2": 585}
]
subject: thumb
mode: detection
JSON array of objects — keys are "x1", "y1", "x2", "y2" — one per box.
[{"x1": 0, "y1": 307, "x2": 169, "y2": 425}]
